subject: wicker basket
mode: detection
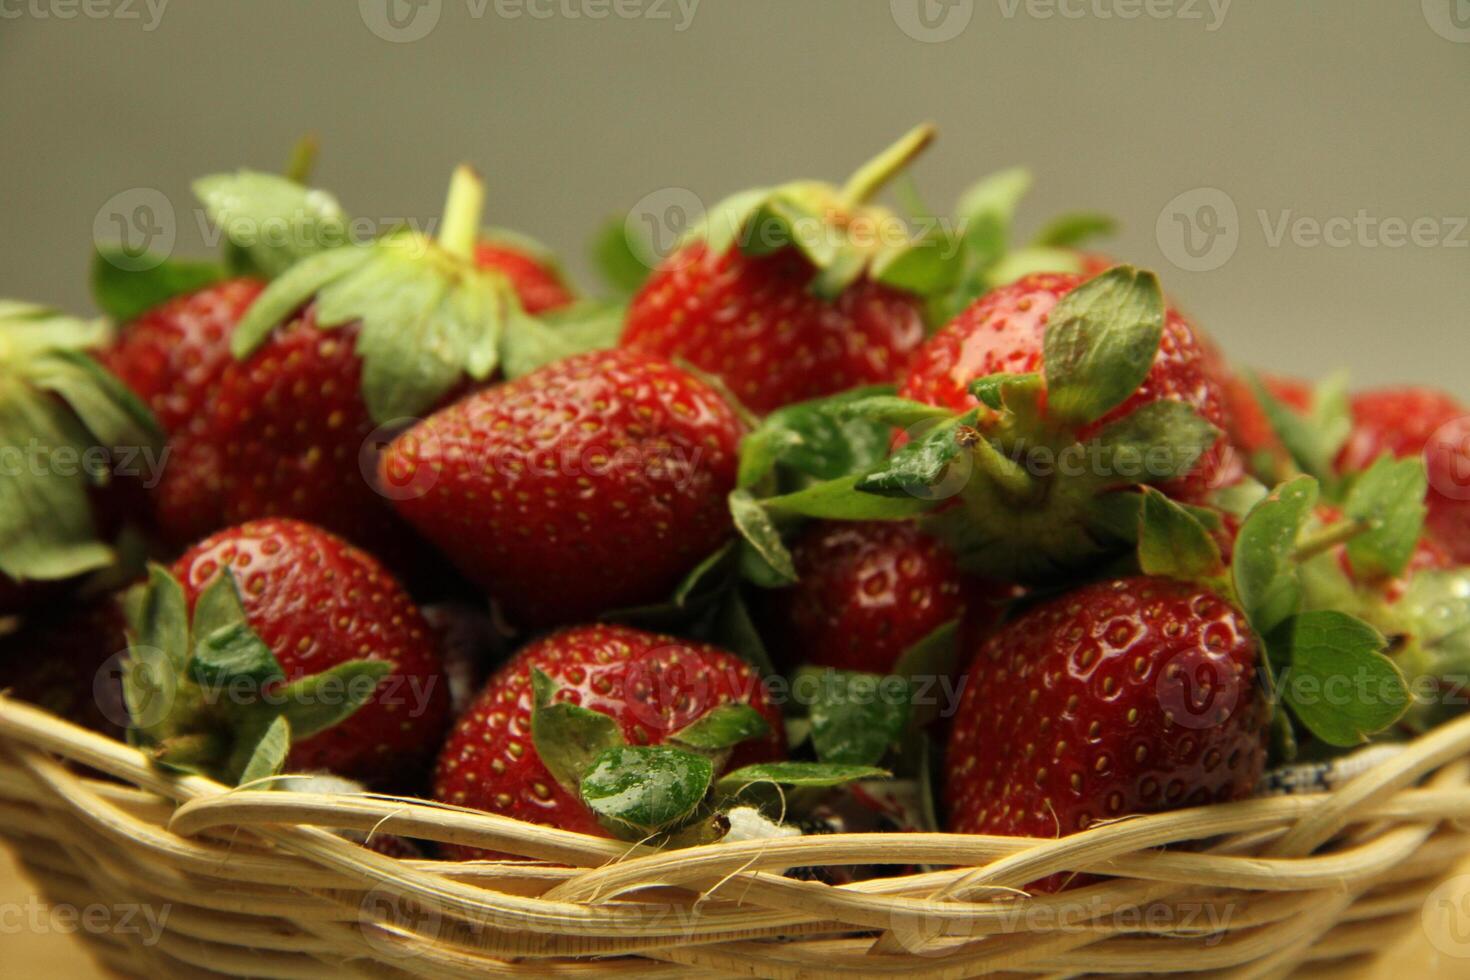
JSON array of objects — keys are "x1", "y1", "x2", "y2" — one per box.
[{"x1": 2, "y1": 693, "x2": 1468, "y2": 979}]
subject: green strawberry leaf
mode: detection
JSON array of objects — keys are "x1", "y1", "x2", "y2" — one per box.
[
  {"x1": 1137, "y1": 486, "x2": 1224, "y2": 582},
  {"x1": 591, "y1": 216, "x2": 652, "y2": 296},
  {"x1": 800, "y1": 668, "x2": 911, "y2": 767},
  {"x1": 1032, "y1": 211, "x2": 1118, "y2": 249},
  {"x1": 236, "y1": 715, "x2": 292, "y2": 786},
  {"x1": 854, "y1": 412, "x2": 975, "y2": 498},
  {"x1": 191, "y1": 621, "x2": 285, "y2": 689},
  {"x1": 967, "y1": 373, "x2": 1043, "y2": 412},
  {"x1": 871, "y1": 227, "x2": 964, "y2": 296},
  {"x1": 130, "y1": 564, "x2": 190, "y2": 673},
  {"x1": 954, "y1": 166, "x2": 1032, "y2": 271},
  {"x1": 193, "y1": 170, "x2": 349, "y2": 279},
  {"x1": 1394, "y1": 569, "x2": 1470, "y2": 731},
  {"x1": 581, "y1": 745, "x2": 713, "y2": 837},
  {"x1": 276, "y1": 660, "x2": 392, "y2": 740},
  {"x1": 768, "y1": 472, "x2": 936, "y2": 521},
  {"x1": 738, "y1": 385, "x2": 896, "y2": 490},
  {"x1": 837, "y1": 395, "x2": 954, "y2": 429},
  {"x1": 729, "y1": 490, "x2": 797, "y2": 586},
  {"x1": 1342, "y1": 455, "x2": 1428, "y2": 581},
  {"x1": 28, "y1": 348, "x2": 162, "y2": 450},
  {"x1": 530, "y1": 669, "x2": 626, "y2": 793},
  {"x1": 1271, "y1": 610, "x2": 1406, "y2": 747},
  {"x1": 1086, "y1": 400, "x2": 1221, "y2": 486},
  {"x1": 670, "y1": 704, "x2": 771, "y2": 751},
  {"x1": 91, "y1": 248, "x2": 226, "y2": 323},
  {"x1": 1042, "y1": 265, "x2": 1165, "y2": 426},
  {"x1": 230, "y1": 245, "x2": 373, "y2": 357},
  {"x1": 190, "y1": 568, "x2": 249, "y2": 643},
  {"x1": 500, "y1": 303, "x2": 624, "y2": 380},
  {"x1": 716, "y1": 761, "x2": 890, "y2": 796},
  {"x1": 1232, "y1": 475, "x2": 1320, "y2": 637},
  {"x1": 1247, "y1": 370, "x2": 1351, "y2": 482}
]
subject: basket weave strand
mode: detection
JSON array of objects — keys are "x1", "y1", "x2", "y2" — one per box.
[{"x1": 1, "y1": 693, "x2": 1468, "y2": 978}]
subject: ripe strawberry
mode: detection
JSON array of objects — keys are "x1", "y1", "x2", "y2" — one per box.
[
  {"x1": 171, "y1": 518, "x2": 450, "y2": 784},
  {"x1": 946, "y1": 577, "x2": 1269, "y2": 847},
  {"x1": 621, "y1": 126, "x2": 942, "y2": 414},
  {"x1": 434, "y1": 623, "x2": 783, "y2": 857},
  {"x1": 624, "y1": 243, "x2": 928, "y2": 414},
  {"x1": 100, "y1": 278, "x2": 266, "y2": 545},
  {"x1": 899, "y1": 271, "x2": 1235, "y2": 496},
  {"x1": 0, "y1": 596, "x2": 128, "y2": 737},
  {"x1": 381, "y1": 349, "x2": 745, "y2": 626},
  {"x1": 1338, "y1": 388, "x2": 1470, "y2": 563},
  {"x1": 210, "y1": 167, "x2": 589, "y2": 584},
  {"x1": 767, "y1": 520, "x2": 1010, "y2": 675},
  {"x1": 474, "y1": 240, "x2": 573, "y2": 315}
]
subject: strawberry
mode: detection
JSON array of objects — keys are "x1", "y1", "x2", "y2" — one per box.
[
  {"x1": 621, "y1": 126, "x2": 942, "y2": 414},
  {"x1": 766, "y1": 520, "x2": 1009, "y2": 675},
  {"x1": 206, "y1": 167, "x2": 591, "y2": 581},
  {"x1": 474, "y1": 239, "x2": 574, "y2": 315},
  {"x1": 0, "y1": 596, "x2": 128, "y2": 737},
  {"x1": 434, "y1": 623, "x2": 784, "y2": 857},
  {"x1": 0, "y1": 302, "x2": 162, "y2": 613},
  {"x1": 166, "y1": 518, "x2": 450, "y2": 785},
  {"x1": 99, "y1": 278, "x2": 266, "y2": 545},
  {"x1": 1215, "y1": 370, "x2": 1311, "y2": 469},
  {"x1": 945, "y1": 577, "x2": 1270, "y2": 844},
  {"x1": 381, "y1": 348, "x2": 745, "y2": 627},
  {"x1": 899, "y1": 270, "x2": 1235, "y2": 496},
  {"x1": 1338, "y1": 387, "x2": 1470, "y2": 563}
]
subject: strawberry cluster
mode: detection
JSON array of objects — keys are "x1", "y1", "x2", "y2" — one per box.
[{"x1": 2, "y1": 129, "x2": 1468, "y2": 872}]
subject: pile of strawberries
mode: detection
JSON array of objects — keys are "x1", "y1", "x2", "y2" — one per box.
[{"x1": 3, "y1": 127, "x2": 1469, "y2": 869}]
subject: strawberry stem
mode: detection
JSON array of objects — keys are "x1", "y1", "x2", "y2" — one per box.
[
  {"x1": 1293, "y1": 518, "x2": 1376, "y2": 563},
  {"x1": 150, "y1": 732, "x2": 226, "y2": 769},
  {"x1": 839, "y1": 123, "x2": 938, "y2": 209},
  {"x1": 961, "y1": 427, "x2": 1037, "y2": 504},
  {"x1": 284, "y1": 134, "x2": 319, "y2": 186},
  {"x1": 438, "y1": 164, "x2": 486, "y2": 260}
]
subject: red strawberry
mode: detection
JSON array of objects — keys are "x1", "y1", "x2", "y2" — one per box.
[
  {"x1": 1216, "y1": 372, "x2": 1311, "y2": 465},
  {"x1": 621, "y1": 126, "x2": 942, "y2": 415},
  {"x1": 381, "y1": 349, "x2": 745, "y2": 626},
  {"x1": 767, "y1": 520, "x2": 1010, "y2": 675},
  {"x1": 946, "y1": 577, "x2": 1269, "y2": 848},
  {"x1": 0, "y1": 596, "x2": 128, "y2": 737},
  {"x1": 172, "y1": 518, "x2": 450, "y2": 784},
  {"x1": 209, "y1": 167, "x2": 586, "y2": 586},
  {"x1": 1338, "y1": 388, "x2": 1470, "y2": 563},
  {"x1": 434, "y1": 623, "x2": 783, "y2": 857},
  {"x1": 899, "y1": 271, "x2": 1236, "y2": 496},
  {"x1": 100, "y1": 278, "x2": 266, "y2": 544},
  {"x1": 474, "y1": 241, "x2": 573, "y2": 315},
  {"x1": 624, "y1": 243, "x2": 928, "y2": 414}
]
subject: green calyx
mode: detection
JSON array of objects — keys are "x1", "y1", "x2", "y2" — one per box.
[
  {"x1": 690, "y1": 124, "x2": 955, "y2": 300},
  {"x1": 1135, "y1": 476, "x2": 1411, "y2": 755},
  {"x1": 230, "y1": 165, "x2": 592, "y2": 423},
  {"x1": 0, "y1": 303, "x2": 161, "y2": 584},
  {"x1": 929, "y1": 166, "x2": 1118, "y2": 325},
  {"x1": 121, "y1": 564, "x2": 390, "y2": 786},
  {"x1": 528, "y1": 669, "x2": 876, "y2": 844}
]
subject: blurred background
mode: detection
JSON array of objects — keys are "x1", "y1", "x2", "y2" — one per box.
[
  {"x1": 2, "y1": 3, "x2": 1470, "y2": 975},
  {"x1": 1, "y1": 1, "x2": 1467, "y2": 389}
]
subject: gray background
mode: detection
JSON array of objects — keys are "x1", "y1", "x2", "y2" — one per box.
[{"x1": 1, "y1": 1, "x2": 1466, "y2": 390}]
